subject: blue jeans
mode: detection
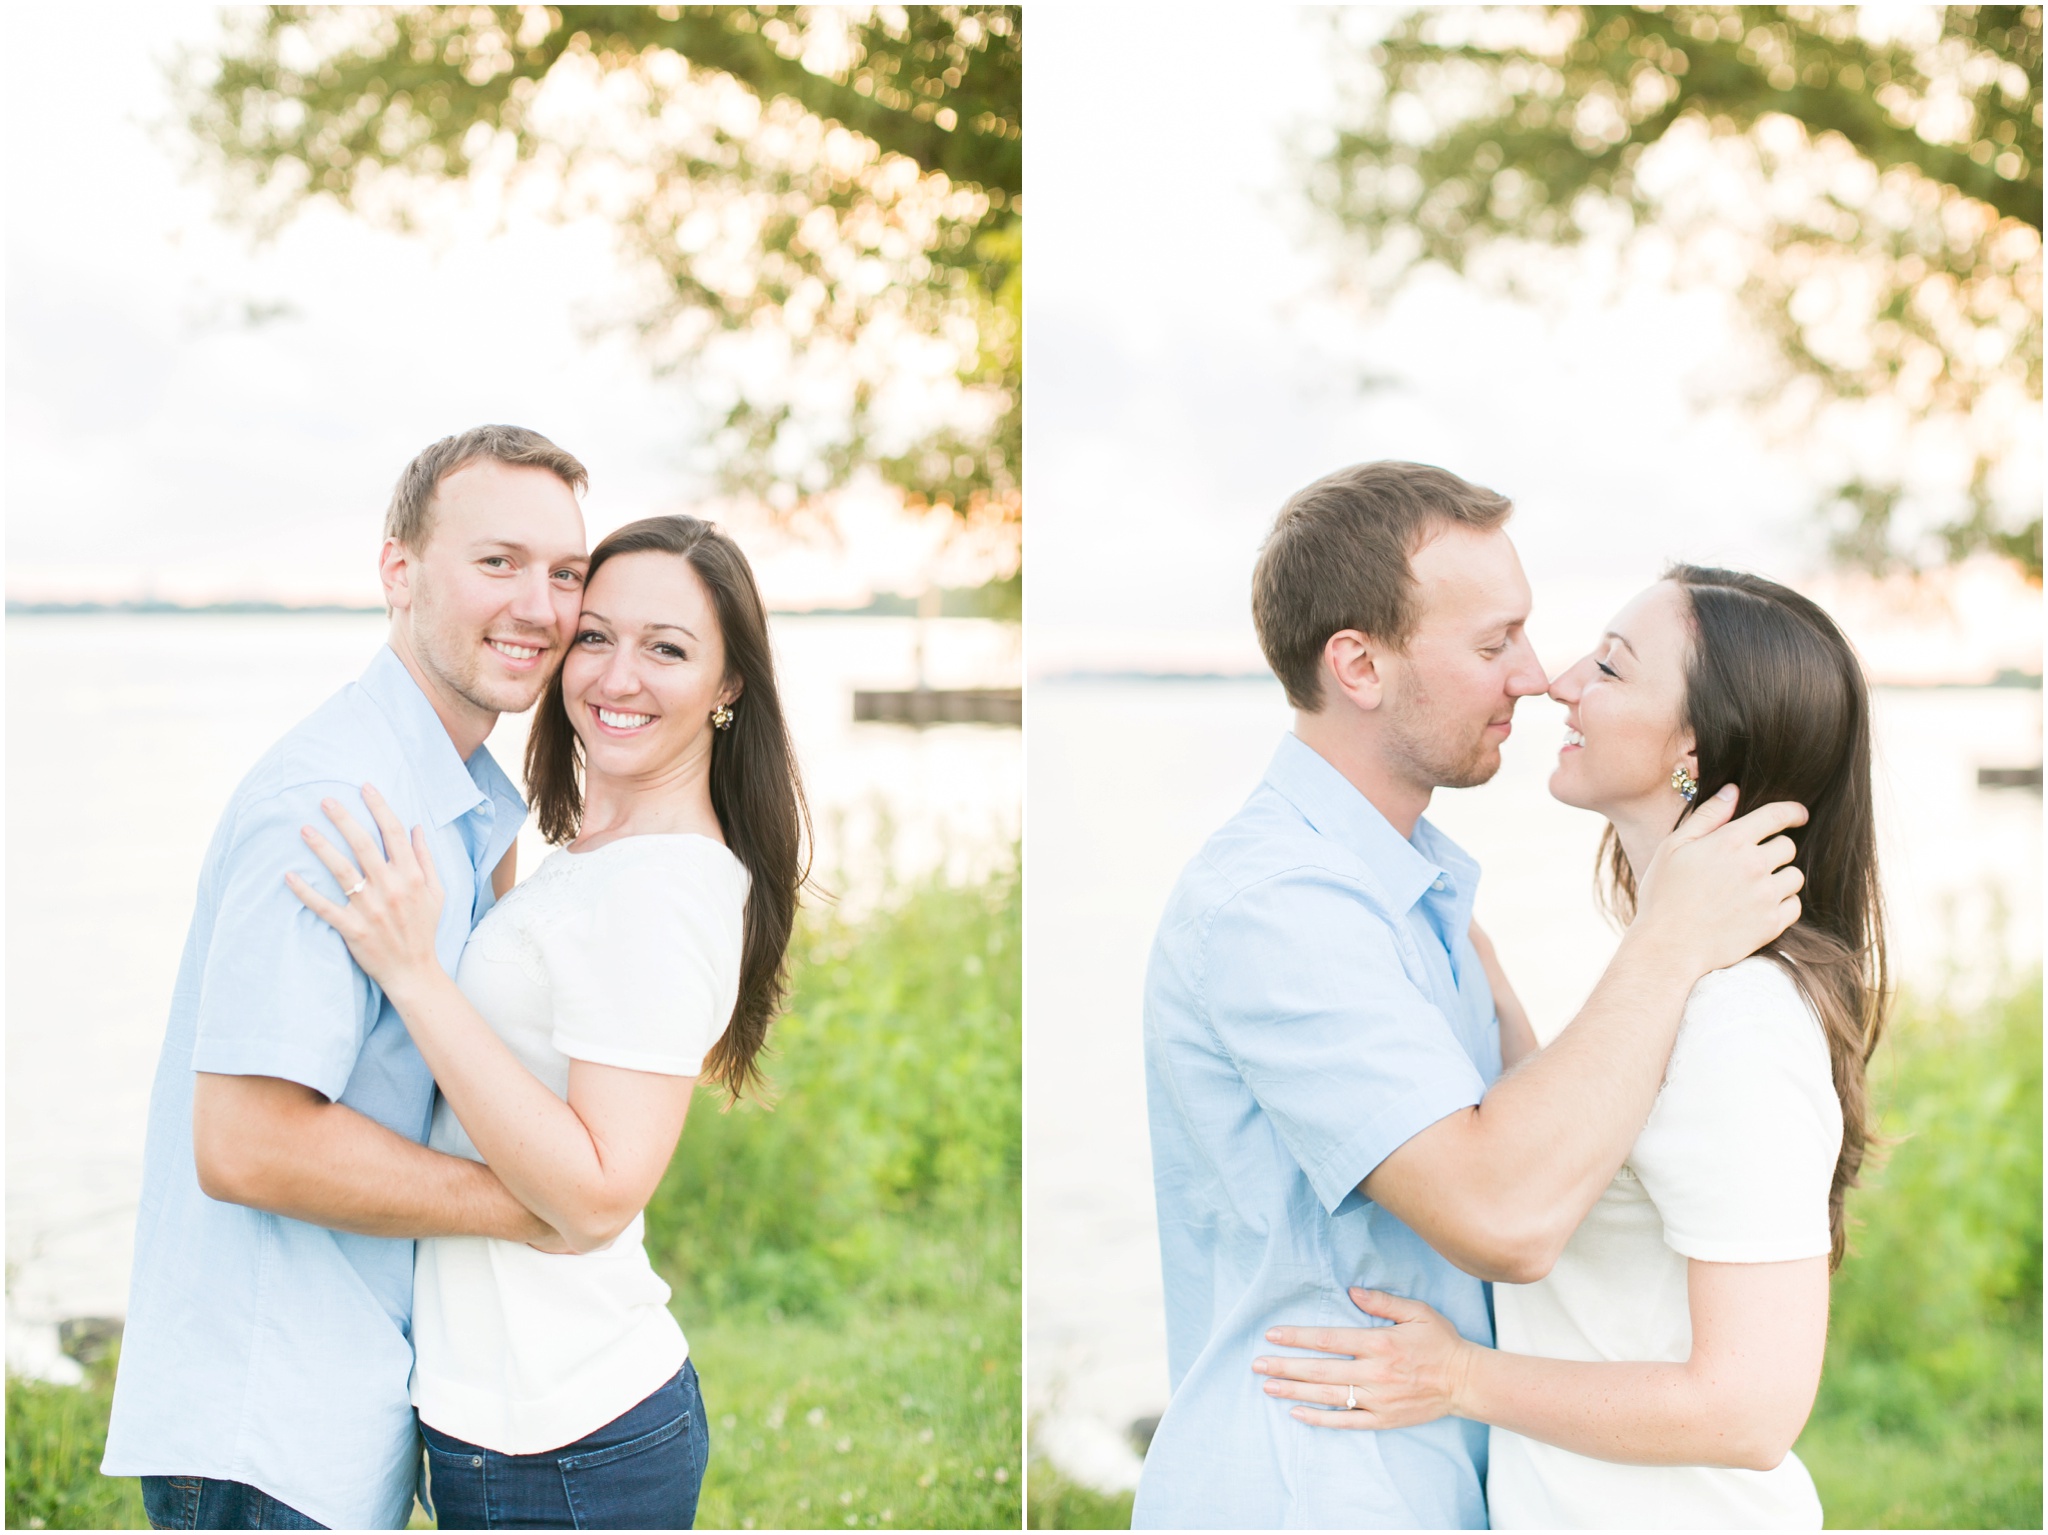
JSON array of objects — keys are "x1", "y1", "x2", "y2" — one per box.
[
  {"x1": 140, "y1": 1477, "x2": 325, "y2": 1530},
  {"x1": 420, "y1": 1361, "x2": 709, "y2": 1530}
]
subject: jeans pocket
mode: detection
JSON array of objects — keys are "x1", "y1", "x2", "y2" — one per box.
[
  {"x1": 422, "y1": 1442, "x2": 491, "y2": 1531},
  {"x1": 559, "y1": 1411, "x2": 699, "y2": 1531},
  {"x1": 140, "y1": 1475, "x2": 204, "y2": 1531}
]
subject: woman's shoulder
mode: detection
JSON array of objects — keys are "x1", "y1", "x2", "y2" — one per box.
[
  {"x1": 1672, "y1": 955, "x2": 1830, "y2": 1077},
  {"x1": 1684, "y1": 954, "x2": 1813, "y2": 1023}
]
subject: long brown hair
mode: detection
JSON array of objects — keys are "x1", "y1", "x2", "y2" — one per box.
[
  {"x1": 1598, "y1": 565, "x2": 1888, "y2": 1270},
  {"x1": 526, "y1": 516, "x2": 810, "y2": 1101}
]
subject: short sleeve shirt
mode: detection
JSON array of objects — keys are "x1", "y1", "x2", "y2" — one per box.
[
  {"x1": 411, "y1": 835, "x2": 749, "y2": 1454},
  {"x1": 102, "y1": 647, "x2": 526, "y2": 1531},
  {"x1": 1487, "y1": 957, "x2": 1841, "y2": 1530},
  {"x1": 1133, "y1": 734, "x2": 1502, "y2": 1531}
]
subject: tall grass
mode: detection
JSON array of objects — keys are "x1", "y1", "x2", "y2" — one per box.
[
  {"x1": 1798, "y1": 970, "x2": 2042, "y2": 1529},
  {"x1": 655, "y1": 854, "x2": 1023, "y2": 1528},
  {"x1": 6, "y1": 855, "x2": 1021, "y2": 1531},
  {"x1": 645, "y1": 854, "x2": 1022, "y2": 1321}
]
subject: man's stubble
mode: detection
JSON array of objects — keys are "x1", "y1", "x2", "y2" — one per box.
[{"x1": 1380, "y1": 669, "x2": 1508, "y2": 793}]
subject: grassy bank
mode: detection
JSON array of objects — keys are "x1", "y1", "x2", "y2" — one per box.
[
  {"x1": 7, "y1": 856, "x2": 1021, "y2": 1531},
  {"x1": 1799, "y1": 971, "x2": 2042, "y2": 1529},
  {"x1": 656, "y1": 854, "x2": 1023, "y2": 1529}
]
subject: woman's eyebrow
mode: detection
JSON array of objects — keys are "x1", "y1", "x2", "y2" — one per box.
[
  {"x1": 1603, "y1": 630, "x2": 1640, "y2": 659},
  {"x1": 579, "y1": 608, "x2": 699, "y2": 641}
]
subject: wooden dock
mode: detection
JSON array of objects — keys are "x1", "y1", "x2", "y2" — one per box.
[{"x1": 853, "y1": 687, "x2": 1021, "y2": 727}]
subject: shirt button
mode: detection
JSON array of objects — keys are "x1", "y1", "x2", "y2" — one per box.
[
  {"x1": 471, "y1": 1456, "x2": 483, "y2": 1468},
  {"x1": 1432, "y1": 876, "x2": 1447, "y2": 891}
]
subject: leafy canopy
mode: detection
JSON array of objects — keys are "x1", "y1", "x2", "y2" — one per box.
[
  {"x1": 1313, "y1": 5, "x2": 2042, "y2": 579},
  {"x1": 188, "y1": 5, "x2": 1021, "y2": 535}
]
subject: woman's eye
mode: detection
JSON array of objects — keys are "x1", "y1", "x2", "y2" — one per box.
[
  {"x1": 575, "y1": 631, "x2": 608, "y2": 646},
  {"x1": 1595, "y1": 659, "x2": 1619, "y2": 678},
  {"x1": 653, "y1": 642, "x2": 685, "y2": 660}
]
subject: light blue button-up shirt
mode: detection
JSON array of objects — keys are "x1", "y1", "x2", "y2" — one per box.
[
  {"x1": 1134, "y1": 733, "x2": 1503, "y2": 1530},
  {"x1": 103, "y1": 647, "x2": 525, "y2": 1530}
]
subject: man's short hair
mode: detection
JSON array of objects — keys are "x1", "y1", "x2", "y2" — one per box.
[
  {"x1": 1253, "y1": 461, "x2": 1514, "y2": 711},
  {"x1": 384, "y1": 425, "x2": 588, "y2": 549}
]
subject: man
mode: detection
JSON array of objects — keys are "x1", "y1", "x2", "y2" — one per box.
[
  {"x1": 102, "y1": 426, "x2": 593, "y2": 1530},
  {"x1": 1133, "y1": 462, "x2": 1807, "y2": 1529}
]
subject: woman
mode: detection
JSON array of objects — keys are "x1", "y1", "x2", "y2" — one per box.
[
  {"x1": 1254, "y1": 566, "x2": 1887, "y2": 1529},
  {"x1": 288, "y1": 516, "x2": 807, "y2": 1530}
]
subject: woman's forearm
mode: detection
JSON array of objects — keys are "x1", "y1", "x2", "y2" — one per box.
[
  {"x1": 382, "y1": 968, "x2": 623, "y2": 1248},
  {"x1": 1453, "y1": 1345, "x2": 1791, "y2": 1472}
]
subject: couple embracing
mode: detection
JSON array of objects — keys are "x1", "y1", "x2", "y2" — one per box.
[
  {"x1": 1139, "y1": 462, "x2": 1883, "y2": 1529},
  {"x1": 101, "y1": 426, "x2": 805, "y2": 1530}
]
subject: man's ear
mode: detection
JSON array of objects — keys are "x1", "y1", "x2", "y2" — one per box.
[
  {"x1": 379, "y1": 537, "x2": 413, "y2": 614},
  {"x1": 1321, "y1": 628, "x2": 1390, "y2": 713}
]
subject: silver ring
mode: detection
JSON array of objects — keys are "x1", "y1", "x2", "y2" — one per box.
[
  {"x1": 1346, "y1": 1384, "x2": 1357, "y2": 1411},
  {"x1": 344, "y1": 878, "x2": 368, "y2": 898}
]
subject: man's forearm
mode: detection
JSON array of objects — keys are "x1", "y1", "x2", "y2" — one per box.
[
  {"x1": 193, "y1": 1073, "x2": 555, "y2": 1243},
  {"x1": 1365, "y1": 928, "x2": 1700, "y2": 1280},
  {"x1": 1472, "y1": 928, "x2": 1700, "y2": 1239}
]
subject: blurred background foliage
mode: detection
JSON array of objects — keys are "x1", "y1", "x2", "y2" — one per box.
[
  {"x1": 645, "y1": 850, "x2": 1021, "y2": 1321},
  {"x1": 1311, "y1": 4, "x2": 2042, "y2": 579},
  {"x1": 1030, "y1": 970, "x2": 2044, "y2": 1529},
  {"x1": 184, "y1": 4, "x2": 1021, "y2": 544},
  {"x1": 7, "y1": 854, "x2": 1023, "y2": 1531}
]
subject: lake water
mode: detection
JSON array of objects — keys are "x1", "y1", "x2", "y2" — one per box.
[
  {"x1": 1025, "y1": 676, "x2": 2042, "y2": 1492},
  {"x1": 4, "y1": 613, "x2": 1019, "y2": 1377}
]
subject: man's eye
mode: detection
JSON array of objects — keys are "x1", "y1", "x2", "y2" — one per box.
[
  {"x1": 553, "y1": 569, "x2": 583, "y2": 584},
  {"x1": 482, "y1": 556, "x2": 510, "y2": 569}
]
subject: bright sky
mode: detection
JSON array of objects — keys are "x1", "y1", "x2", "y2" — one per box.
[
  {"x1": 1025, "y1": 8, "x2": 2040, "y2": 683},
  {"x1": 4, "y1": 5, "x2": 969, "y2": 608}
]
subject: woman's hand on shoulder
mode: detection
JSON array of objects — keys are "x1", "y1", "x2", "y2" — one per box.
[
  {"x1": 286, "y1": 783, "x2": 447, "y2": 994},
  {"x1": 1253, "y1": 1288, "x2": 1478, "y2": 1430}
]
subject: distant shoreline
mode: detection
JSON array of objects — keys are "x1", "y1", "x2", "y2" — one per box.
[
  {"x1": 1039, "y1": 667, "x2": 2044, "y2": 691},
  {"x1": 6, "y1": 596, "x2": 1018, "y2": 621}
]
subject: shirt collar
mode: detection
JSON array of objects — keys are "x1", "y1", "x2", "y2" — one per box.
[
  {"x1": 1262, "y1": 732, "x2": 1478, "y2": 916},
  {"x1": 357, "y1": 645, "x2": 521, "y2": 832}
]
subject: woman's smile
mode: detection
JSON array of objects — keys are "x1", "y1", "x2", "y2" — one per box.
[{"x1": 589, "y1": 703, "x2": 657, "y2": 735}]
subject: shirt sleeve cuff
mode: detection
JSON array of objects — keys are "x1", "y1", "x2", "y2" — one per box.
[
  {"x1": 189, "y1": 1039, "x2": 355, "y2": 1102},
  {"x1": 1661, "y1": 1225, "x2": 1834, "y2": 1263},
  {"x1": 1304, "y1": 1083, "x2": 1485, "y2": 1216},
  {"x1": 552, "y1": 1032, "x2": 707, "y2": 1077}
]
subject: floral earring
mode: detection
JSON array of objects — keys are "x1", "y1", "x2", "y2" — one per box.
[
  {"x1": 1670, "y1": 764, "x2": 1699, "y2": 803},
  {"x1": 711, "y1": 703, "x2": 735, "y2": 731}
]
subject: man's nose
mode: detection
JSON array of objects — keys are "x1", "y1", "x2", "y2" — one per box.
[
  {"x1": 507, "y1": 568, "x2": 558, "y2": 630},
  {"x1": 1506, "y1": 634, "x2": 1549, "y2": 698}
]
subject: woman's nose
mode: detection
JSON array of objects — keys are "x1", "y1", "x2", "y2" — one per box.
[{"x1": 600, "y1": 653, "x2": 642, "y2": 696}]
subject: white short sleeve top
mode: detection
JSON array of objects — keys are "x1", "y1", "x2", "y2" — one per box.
[
  {"x1": 1487, "y1": 956, "x2": 1843, "y2": 1530},
  {"x1": 410, "y1": 834, "x2": 749, "y2": 1455}
]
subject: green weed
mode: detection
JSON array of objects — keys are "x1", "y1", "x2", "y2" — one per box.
[{"x1": 1800, "y1": 971, "x2": 2043, "y2": 1529}]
